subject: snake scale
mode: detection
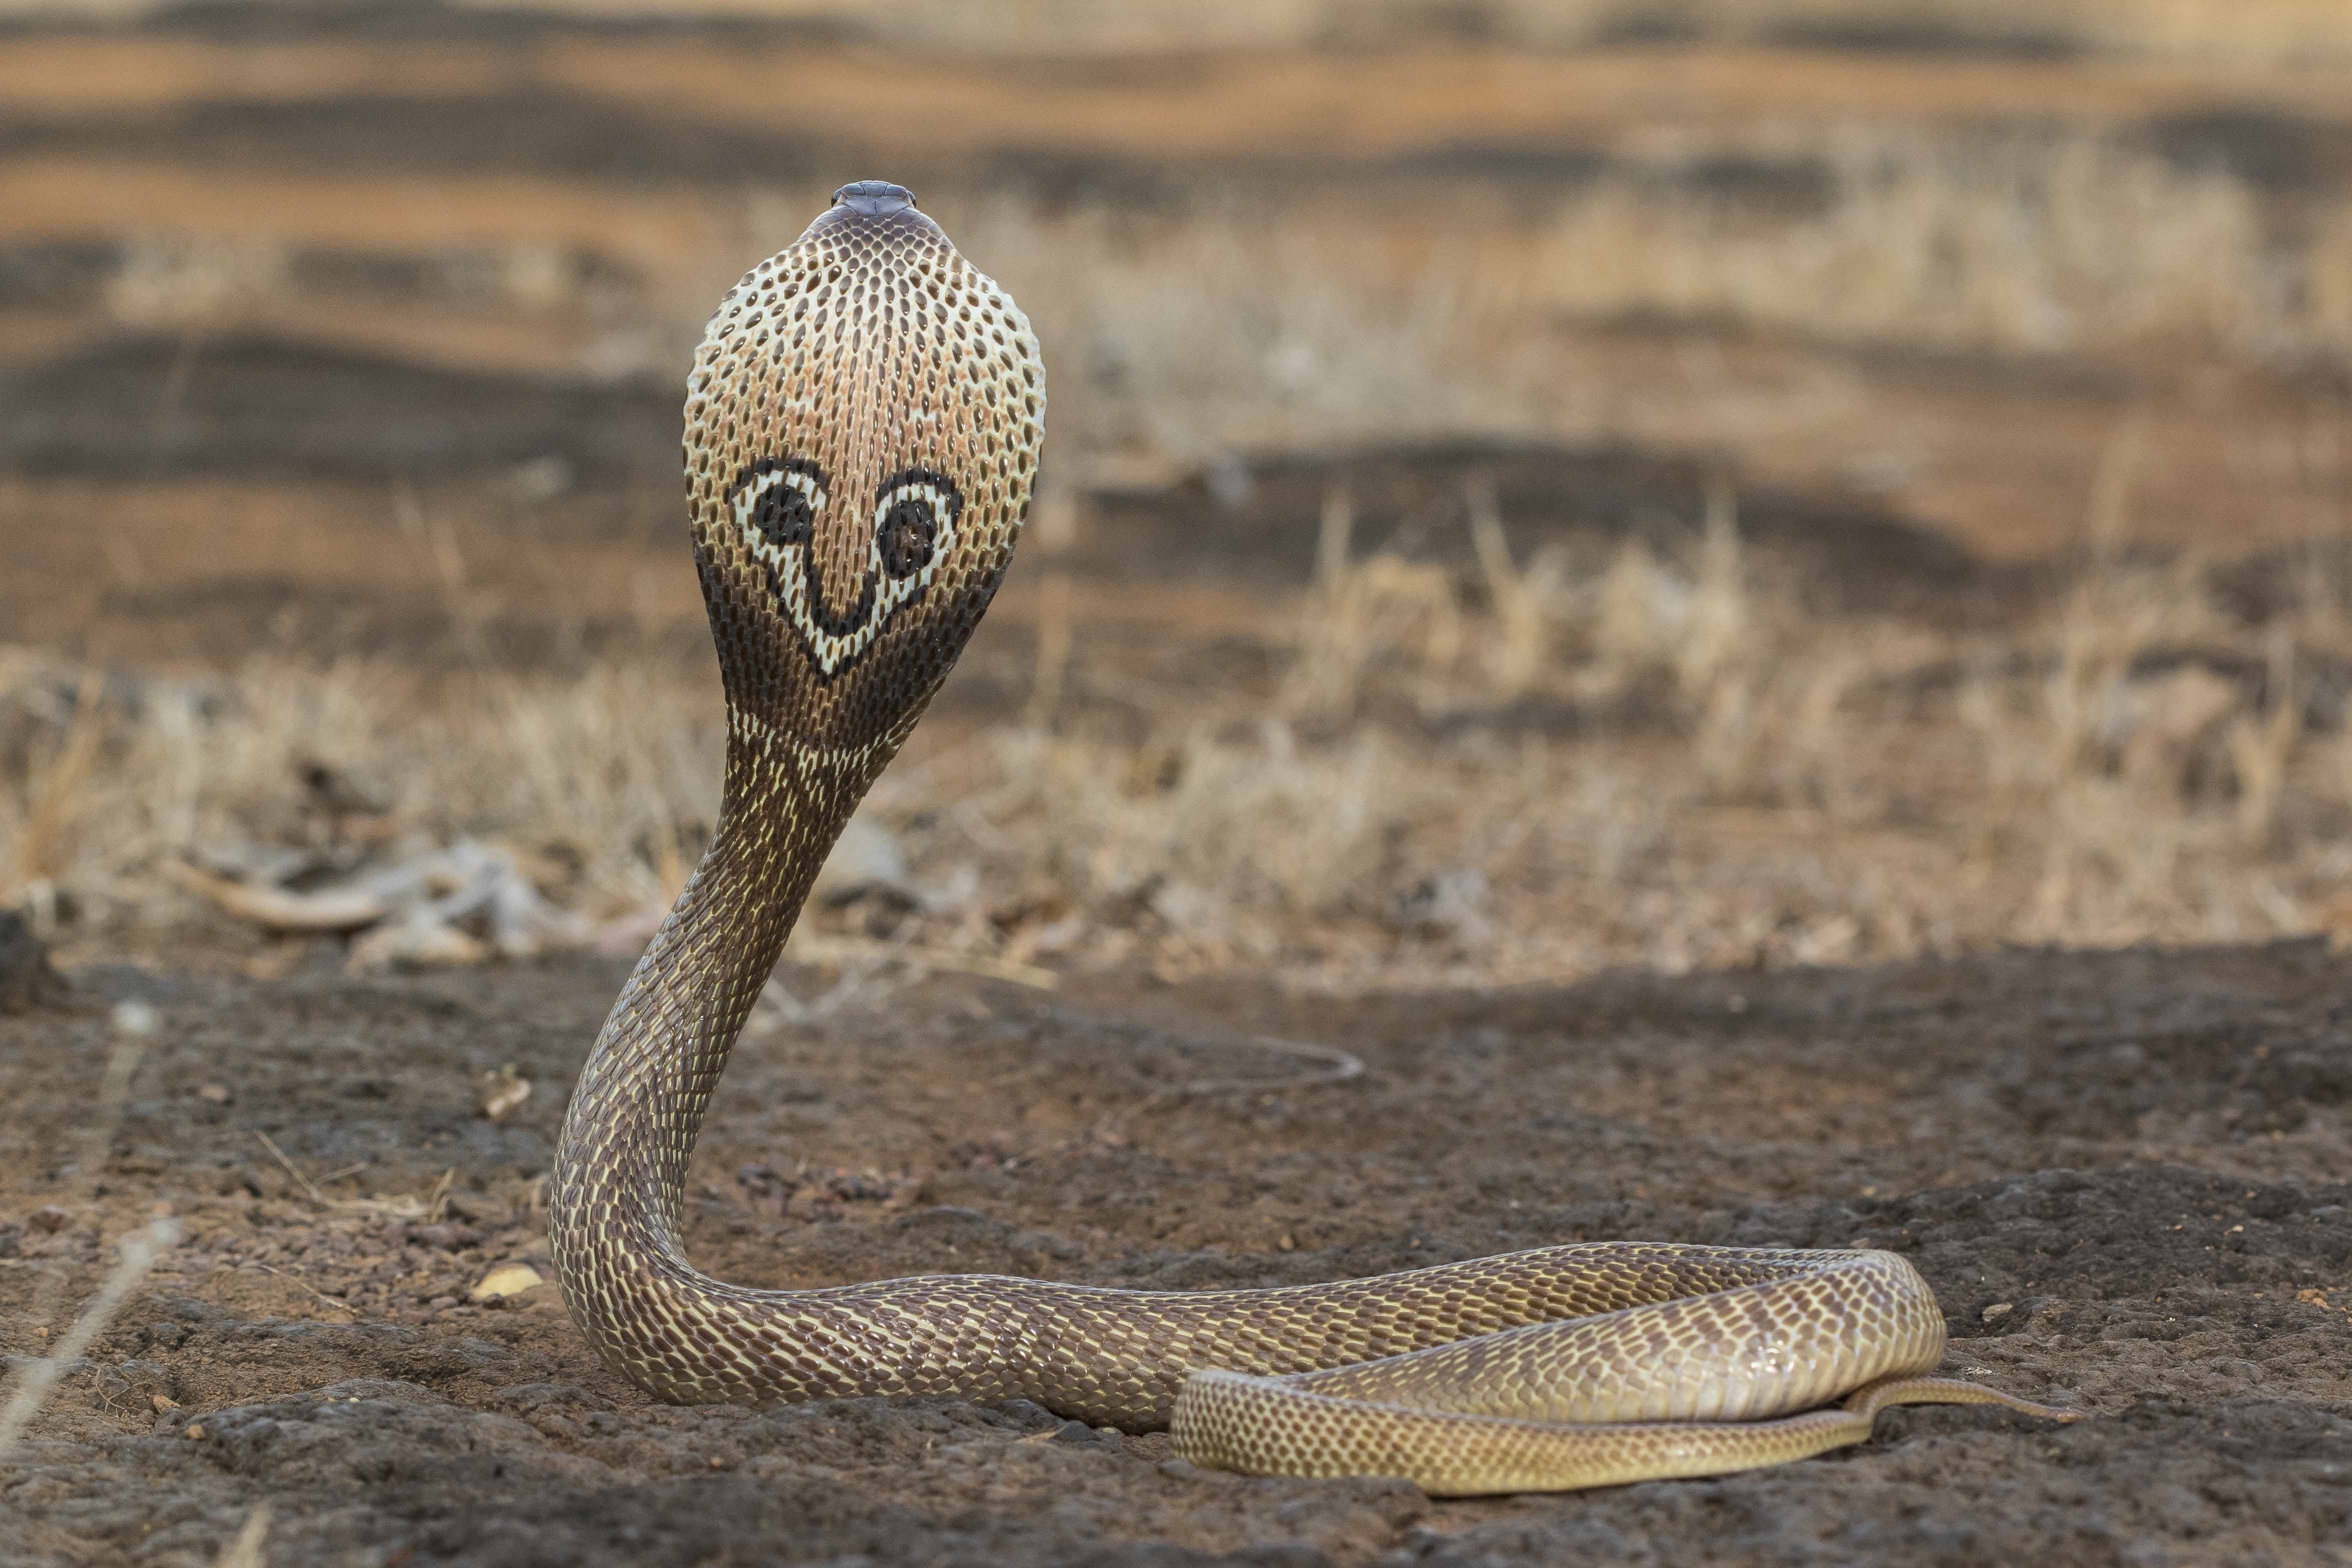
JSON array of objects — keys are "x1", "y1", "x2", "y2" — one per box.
[{"x1": 546, "y1": 182, "x2": 2074, "y2": 1494}]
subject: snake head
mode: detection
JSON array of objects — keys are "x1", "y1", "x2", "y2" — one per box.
[{"x1": 684, "y1": 182, "x2": 1044, "y2": 765}]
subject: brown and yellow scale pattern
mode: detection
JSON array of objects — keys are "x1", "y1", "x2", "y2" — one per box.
[{"x1": 546, "y1": 182, "x2": 2074, "y2": 1494}]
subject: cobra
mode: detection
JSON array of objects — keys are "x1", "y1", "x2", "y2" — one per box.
[{"x1": 545, "y1": 181, "x2": 2076, "y2": 1495}]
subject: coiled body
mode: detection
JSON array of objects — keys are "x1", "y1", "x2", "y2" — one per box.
[{"x1": 547, "y1": 182, "x2": 2071, "y2": 1494}]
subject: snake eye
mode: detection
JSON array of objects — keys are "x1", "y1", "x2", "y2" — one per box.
[
  {"x1": 754, "y1": 484, "x2": 813, "y2": 549},
  {"x1": 878, "y1": 497, "x2": 936, "y2": 579}
]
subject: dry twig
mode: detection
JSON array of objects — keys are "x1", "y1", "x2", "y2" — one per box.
[
  {"x1": 0, "y1": 1219, "x2": 180, "y2": 1460},
  {"x1": 215, "y1": 1502, "x2": 271, "y2": 1568},
  {"x1": 247, "y1": 1262, "x2": 356, "y2": 1318},
  {"x1": 1168, "y1": 1035, "x2": 1365, "y2": 1098}
]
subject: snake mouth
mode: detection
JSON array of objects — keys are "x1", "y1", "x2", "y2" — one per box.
[{"x1": 727, "y1": 457, "x2": 964, "y2": 681}]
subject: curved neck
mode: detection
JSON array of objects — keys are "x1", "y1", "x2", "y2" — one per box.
[{"x1": 548, "y1": 727, "x2": 858, "y2": 1293}]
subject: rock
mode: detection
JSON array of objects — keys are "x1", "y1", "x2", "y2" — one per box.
[
  {"x1": 1147, "y1": 878, "x2": 1225, "y2": 935},
  {"x1": 0, "y1": 911, "x2": 69, "y2": 1012},
  {"x1": 477, "y1": 1069, "x2": 531, "y2": 1123},
  {"x1": 810, "y1": 814, "x2": 915, "y2": 906},
  {"x1": 408, "y1": 1223, "x2": 480, "y2": 1252},
  {"x1": 1392, "y1": 867, "x2": 1492, "y2": 944},
  {"x1": 991, "y1": 1399, "x2": 1054, "y2": 1428},
  {"x1": 1047, "y1": 1420, "x2": 1118, "y2": 1448}
]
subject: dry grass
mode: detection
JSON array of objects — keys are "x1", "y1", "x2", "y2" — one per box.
[
  {"x1": 11, "y1": 475, "x2": 2352, "y2": 993},
  {"x1": 9, "y1": 6, "x2": 2352, "y2": 990},
  {"x1": 990, "y1": 484, "x2": 2352, "y2": 984},
  {"x1": 712, "y1": 192, "x2": 1537, "y2": 481},
  {"x1": 694, "y1": 137, "x2": 2352, "y2": 474},
  {"x1": 0, "y1": 1218, "x2": 179, "y2": 1461},
  {"x1": 60, "y1": 126, "x2": 2352, "y2": 494},
  {"x1": 363, "y1": 0, "x2": 2352, "y2": 67},
  {"x1": 0, "y1": 654, "x2": 723, "y2": 945},
  {"x1": 1513, "y1": 132, "x2": 2296, "y2": 361},
  {"x1": 11, "y1": 198, "x2": 2351, "y2": 988}
]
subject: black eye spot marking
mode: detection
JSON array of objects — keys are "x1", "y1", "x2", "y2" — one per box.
[
  {"x1": 726, "y1": 458, "x2": 965, "y2": 682},
  {"x1": 870, "y1": 468, "x2": 961, "y2": 584},
  {"x1": 878, "y1": 497, "x2": 935, "y2": 579},
  {"x1": 755, "y1": 481, "x2": 813, "y2": 550},
  {"x1": 731, "y1": 457, "x2": 829, "y2": 553}
]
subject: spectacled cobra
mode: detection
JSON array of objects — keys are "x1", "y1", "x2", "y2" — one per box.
[{"x1": 546, "y1": 181, "x2": 2076, "y2": 1496}]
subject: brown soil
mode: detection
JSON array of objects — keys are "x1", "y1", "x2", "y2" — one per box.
[
  {"x1": 5, "y1": 942, "x2": 2352, "y2": 1564},
  {"x1": 9, "y1": 11, "x2": 2352, "y2": 1565}
]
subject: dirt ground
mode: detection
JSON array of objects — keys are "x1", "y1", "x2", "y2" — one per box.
[{"x1": 3, "y1": 940, "x2": 2351, "y2": 1565}]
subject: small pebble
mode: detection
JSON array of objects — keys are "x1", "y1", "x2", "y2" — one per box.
[
  {"x1": 1158, "y1": 1458, "x2": 1201, "y2": 1480},
  {"x1": 1981, "y1": 1302, "x2": 2014, "y2": 1322},
  {"x1": 197, "y1": 1083, "x2": 231, "y2": 1104},
  {"x1": 410, "y1": 1223, "x2": 480, "y2": 1252},
  {"x1": 111, "y1": 1000, "x2": 161, "y2": 1039},
  {"x1": 470, "y1": 1263, "x2": 545, "y2": 1301}
]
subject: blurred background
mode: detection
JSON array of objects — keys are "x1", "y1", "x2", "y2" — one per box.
[{"x1": 4, "y1": 0, "x2": 2351, "y2": 995}]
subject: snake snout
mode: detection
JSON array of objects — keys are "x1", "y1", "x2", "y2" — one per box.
[{"x1": 833, "y1": 180, "x2": 917, "y2": 215}]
